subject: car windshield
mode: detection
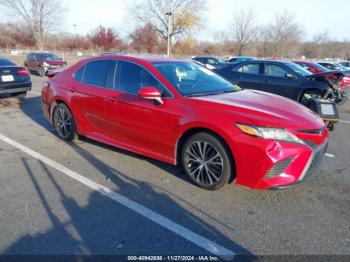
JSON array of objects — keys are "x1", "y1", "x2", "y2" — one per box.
[
  {"x1": 287, "y1": 63, "x2": 312, "y2": 76},
  {"x1": 0, "y1": 58, "x2": 16, "y2": 66},
  {"x1": 153, "y1": 61, "x2": 239, "y2": 97},
  {"x1": 335, "y1": 63, "x2": 348, "y2": 70},
  {"x1": 39, "y1": 53, "x2": 60, "y2": 61},
  {"x1": 313, "y1": 63, "x2": 330, "y2": 71}
]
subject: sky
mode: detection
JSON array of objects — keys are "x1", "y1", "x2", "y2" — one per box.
[{"x1": 2, "y1": 0, "x2": 349, "y2": 41}]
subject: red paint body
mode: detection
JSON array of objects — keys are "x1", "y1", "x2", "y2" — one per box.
[{"x1": 42, "y1": 56, "x2": 329, "y2": 190}]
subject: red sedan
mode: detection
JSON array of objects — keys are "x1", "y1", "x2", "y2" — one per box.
[
  {"x1": 41, "y1": 55, "x2": 329, "y2": 190},
  {"x1": 294, "y1": 61, "x2": 350, "y2": 91}
]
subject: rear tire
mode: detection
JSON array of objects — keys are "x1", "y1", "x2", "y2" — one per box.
[
  {"x1": 53, "y1": 103, "x2": 77, "y2": 141},
  {"x1": 181, "y1": 132, "x2": 233, "y2": 191}
]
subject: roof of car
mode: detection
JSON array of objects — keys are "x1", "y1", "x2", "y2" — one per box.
[
  {"x1": 89, "y1": 54, "x2": 190, "y2": 64},
  {"x1": 192, "y1": 56, "x2": 218, "y2": 59}
]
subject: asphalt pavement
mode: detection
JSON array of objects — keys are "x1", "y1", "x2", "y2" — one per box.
[{"x1": 0, "y1": 75, "x2": 349, "y2": 259}]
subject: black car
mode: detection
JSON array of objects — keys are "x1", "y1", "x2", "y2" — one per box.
[
  {"x1": 214, "y1": 60, "x2": 338, "y2": 102},
  {"x1": 226, "y1": 56, "x2": 256, "y2": 64},
  {"x1": 191, "y1": 56, "x2": 230, "y2": 69},
  {"x1": 0, "y1": 58, "x2": 31, "y2": 99}
]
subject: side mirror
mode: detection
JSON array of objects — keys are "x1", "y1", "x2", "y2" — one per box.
[
  {"x1": 138, "y1": 87, "x2": 163, "y2": 105},
  {"x1": 285, "y1": 73, "x2": 295, "y2": 79}
]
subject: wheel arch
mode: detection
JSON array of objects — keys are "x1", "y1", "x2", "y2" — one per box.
[
  {"x1": 175, "y1": 126, "x2": 236, "y2": 183},
  {"x1": 50, "y1": 98, "x2": 80, "y2": 134}
]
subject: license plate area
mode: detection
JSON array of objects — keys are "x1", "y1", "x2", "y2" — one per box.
[
  {"x1": 320, "y1": 103, "x2": 335, "y2": 115},
  {"x1": 1, "y1": 75, "x2": 14, "y2": 82}
]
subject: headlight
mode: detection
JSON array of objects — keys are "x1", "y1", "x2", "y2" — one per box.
[
  {"x1": 43, "y1": 62, "x2": 49, "y2": 67},
  {"x1": 236, "y1": 124, "x2": 302, "y2": 144}
]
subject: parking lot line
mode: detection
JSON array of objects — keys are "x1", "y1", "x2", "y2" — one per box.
[
  {"x1": 339, "y1": 120, "x2": 350, "y2": 124},
  {"x1": 0, "y1": 133, "x2": 235, "y2": 260},
  {"x1": 325, "y1": 153, "x2": 335, "y2": 158}
]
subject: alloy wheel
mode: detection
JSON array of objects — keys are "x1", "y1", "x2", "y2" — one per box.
[
  {"x1": 184, "y1": 141, "x2": 224, "y2": 186},
  {"x1": 54, "y1": 107, "x2": 73, "y2": 139}
]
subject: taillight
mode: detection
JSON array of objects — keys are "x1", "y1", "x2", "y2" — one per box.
[{"x1": 17, "y1": 69, "x2": 29, "y2": 76}]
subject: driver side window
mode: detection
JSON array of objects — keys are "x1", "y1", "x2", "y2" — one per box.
[
  {"x1": 116, "y1": 61, "x2": 171, "y2": 97},
  {"x1": 265, "y1": 64, "x2": 289, "y2": 77}
]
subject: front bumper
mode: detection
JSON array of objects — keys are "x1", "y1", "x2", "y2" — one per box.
[
  {"x1": 270, "y1": 140, "x2": 328, "y2": 190},
  {"x1": 43, "y1": 65, "x2": 64, "y2": 74},
  {"x1": 229, "y1": 130, "x2": 329, "y2": 190}
]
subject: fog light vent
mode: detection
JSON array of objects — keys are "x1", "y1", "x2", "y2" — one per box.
[{"x1": 265, "y1": 157, "x2": 294, "y2": 179}]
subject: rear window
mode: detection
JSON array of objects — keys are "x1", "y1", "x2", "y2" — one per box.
[
  {"x1": 0, "y1": 59, "x2": 16, "y2": 66},
  {"x1": 74, "y1": 66, "x2": 85, "y2": 82},
  {"x1": 82, "y1": 60, "x2": 111, "y2": 87}
]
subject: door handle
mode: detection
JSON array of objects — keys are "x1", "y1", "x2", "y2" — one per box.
[
  {"x1": 67, "y1": 87, "x2": 76, "y2": 93},
  {"x1": 105, "y1": 95, "x2": 118, "y2": 102}
]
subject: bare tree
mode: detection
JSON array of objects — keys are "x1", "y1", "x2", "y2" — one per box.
[
  {"x1": 129, "y1": 0, "x2": 206, "y2": 45},
  {"x1": 266, "y1": 10, "x2": 303, "y2": 57},
  {"x1": 231, "y1": 8, "x2": 256, "y2": 56},
  {"x1": 0, "y1": 0, "x2": 66, "y2": 50}
]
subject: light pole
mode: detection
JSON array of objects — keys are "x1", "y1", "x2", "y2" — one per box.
[
  {"x1": 73, "y1": 24, "x2": 77, "y2": 50},
  {"x1": 166, "y1": 11, "x2": 173, "y2": 58}
]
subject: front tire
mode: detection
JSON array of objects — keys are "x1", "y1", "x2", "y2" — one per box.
[
  {"x1": 53, "y1": 103, "x2": 77, "y2": 141},
  {"x1": 181, "y1": 132, "x2": 234, "y2": 190}
]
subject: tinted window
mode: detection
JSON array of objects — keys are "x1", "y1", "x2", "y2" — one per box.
[
  {"x1": 286, "y1": 63, "x2": 311, "y2": 76},
  {"x1": 38, "y1": 53, "x2": 60, "y2": 61},
  {"x1": 265, "y1": 64, "x2": 289, "y2": 77},
  {"x1": 236, "y1": 63, "x2": 260, "y2": 74},
  {"x1": 0, "y1": 58, "x2": 16, "y2": 66},
  {"x1": 74, "y1": 66, "x2": 85, "y2": 82},
  {"x1": 195, "y1": 58, "x2": 206, "y2": 64},
  {"x1": 83, "y1": 60, "x2": 111, "y2": 87},
  {"x1": 207, "y1": 58, "x2": 219, "y2": 65},
  {"x1": 117, "y1": 61, "x2": 170, "y2": 96}
]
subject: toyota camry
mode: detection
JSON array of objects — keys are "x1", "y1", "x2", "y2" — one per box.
[{"x1": 41, "y1": 55, "x2": 329, "y2": 191}]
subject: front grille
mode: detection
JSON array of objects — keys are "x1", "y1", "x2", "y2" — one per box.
[
  {"x1": 265, "y1": 157, "x2": 294, "y2": 179},
  {"x1": 304, "y1": 140, "x2": 317, "y2": 149},
  {"x1": 303, "y1": 142, "x2": 328, "y2": 181}
]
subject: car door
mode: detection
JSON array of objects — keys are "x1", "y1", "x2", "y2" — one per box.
[
  {"x1": 262, "y1": 63, "x2": 299, "y2": 99},
  {"x1": 104, "y1": 60, "x2": 178, "y2": 162},
  {"x1": 230, "y1": 62, "x2": 265, "y2": 90},
  {"x1": 70, "y1": 59, "x2": 116, "y2": 138}
]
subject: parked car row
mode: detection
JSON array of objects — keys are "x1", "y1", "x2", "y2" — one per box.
[
  {"x1": 0, "y1": 52, "x2": 346, "y2": 191},
  {"x1": 0, "y1": 52, "x2": 65, "y2": 99}
]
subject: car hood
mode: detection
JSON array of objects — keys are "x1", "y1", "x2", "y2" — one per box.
[{"x1": 192, "y1": 90, "x2": 325, "y2": 130}]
